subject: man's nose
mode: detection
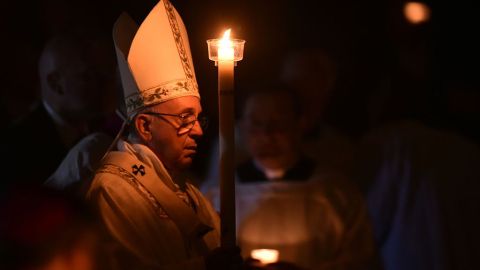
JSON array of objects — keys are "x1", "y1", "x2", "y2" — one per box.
[{"x1": 190, "y1": 120, "x2": 203, "y2": 137}]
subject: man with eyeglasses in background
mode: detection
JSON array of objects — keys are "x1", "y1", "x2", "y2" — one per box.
[{"x1": 86, "y1": 1, "x2": 242, "y2": 269}]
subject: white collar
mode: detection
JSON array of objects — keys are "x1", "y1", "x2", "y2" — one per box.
[{"x1": 253, "y1": 160, "x2": 285, "y2": 181}]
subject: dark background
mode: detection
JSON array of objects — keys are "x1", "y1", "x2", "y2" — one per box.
[{"x1": 1, "y1": 0, "x2": 479, "y2": 179}]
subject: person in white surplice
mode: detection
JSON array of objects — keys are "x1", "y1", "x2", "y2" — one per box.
[
  {"x1": 204, "y1": 84, "x2": 378, "y2": 270},
  {"x1": 86, "y1": 1, "x2": 241, "y2": 269}
]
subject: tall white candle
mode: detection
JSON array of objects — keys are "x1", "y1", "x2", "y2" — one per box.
[
  {"x1": 207, "y1": 29, "x2": 245, "y2": 248},
  {"x1": 218, "y1": 29, "x2": 236, "y2": 248}
]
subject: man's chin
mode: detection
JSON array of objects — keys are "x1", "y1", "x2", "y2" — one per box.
[{"x1": 178, "y1": 157, "x2": 193, "y2": 170}]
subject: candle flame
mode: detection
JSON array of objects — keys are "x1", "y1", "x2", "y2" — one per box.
[
  {"x1": 218, "y1": 29, "x2": 234, "y2": 60},
  {"x1": 220, "y1": 29, "x2": 232, "y2": 47},
  {"x1": 219, "y1": 29, "x2": 233, "y2": 51},
  {"x1": 222, "y1": 29, "x2": 231, "y2": 40}
]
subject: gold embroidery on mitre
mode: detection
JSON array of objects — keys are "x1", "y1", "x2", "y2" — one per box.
[
  {"x1": 125, "y1": 78, "x2": 199, "y2": 115},
  {"x1": 163, "y1": 0, "x2": 195, "y2": 82}
]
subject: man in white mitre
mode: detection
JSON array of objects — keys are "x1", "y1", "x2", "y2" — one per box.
[{"x1": 86, "y1": 1, "x2": 241, "y2": 269}]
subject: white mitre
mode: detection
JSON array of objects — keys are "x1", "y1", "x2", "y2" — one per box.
[{"x1": 113, "y1": 0, "x2": 200, "y2": 119}]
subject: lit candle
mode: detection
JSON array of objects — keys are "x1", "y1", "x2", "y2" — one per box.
[
  {"x1": 207, "y1": 30, "x2": 245, "y2": 248},
  {"x1": 251, "y1": 249, "x2": 279, "y2": 265},
  {"x1": 218, "y1": 29, "x2": 235, "y2": 248}
]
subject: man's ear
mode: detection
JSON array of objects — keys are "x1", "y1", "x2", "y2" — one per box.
[
  {"x1": 134, "y1": 114, "x2": 153, "y2": 142},
  {"x1": 46, "y1": 71, "x2": 64, "y2": 95}
]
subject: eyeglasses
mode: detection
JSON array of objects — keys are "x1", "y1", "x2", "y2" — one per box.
[{"x1": 142, "y1": 112, "x2": 208, "y2": 135}]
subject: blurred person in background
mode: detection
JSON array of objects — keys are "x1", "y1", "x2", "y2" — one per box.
[
  {"x1": 354, "y1": 120, "x2": 480, "y2": 270},
  {"x1": 205, "y1": 84, "x2": 378, "y2": 270},
  {"x1": 202, "y1": 48, "x2": 352, "y2": 197},
  {"x1": 1, "y1": 32, "x2": 119, "y2": 192}
]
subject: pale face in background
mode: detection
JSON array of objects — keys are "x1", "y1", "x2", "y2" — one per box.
[
  {"x1": 241, "y1": 92, "x2": 304, "y2": 170},
  {"x1": 40, "y1": 36, "x2": 118, "y2": 126}
]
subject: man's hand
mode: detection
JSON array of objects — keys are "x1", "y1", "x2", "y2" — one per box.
[{"x1": 205, "y1": 246, "x2": 243, "y2": 270}]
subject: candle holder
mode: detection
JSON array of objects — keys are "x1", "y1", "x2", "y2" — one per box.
[{"x1": 207, "y1": 38, "x2": 245, "y2": 64}]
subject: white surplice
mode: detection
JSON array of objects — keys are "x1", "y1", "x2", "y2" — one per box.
[{"x1": 206, "y1": 172, "x2": 376, "y2": 270}]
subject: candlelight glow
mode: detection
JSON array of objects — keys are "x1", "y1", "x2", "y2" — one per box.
[
  {"x1": 251, "y1": 249, "x2": 279, "y2": 264},
  {"x1": 404, "y1": 2, "x2": 431, "y2": 24},
  {"x1": 218, "y1": 29, "x2": 234, "y2": 61}
]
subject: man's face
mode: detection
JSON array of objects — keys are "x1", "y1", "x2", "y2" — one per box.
[
  {"x1": 146, "y1": 96, "x2": 203, "y2": 173},
  {"x1": 241, "y1": 92, "x2": 302, "y2": 169}
]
